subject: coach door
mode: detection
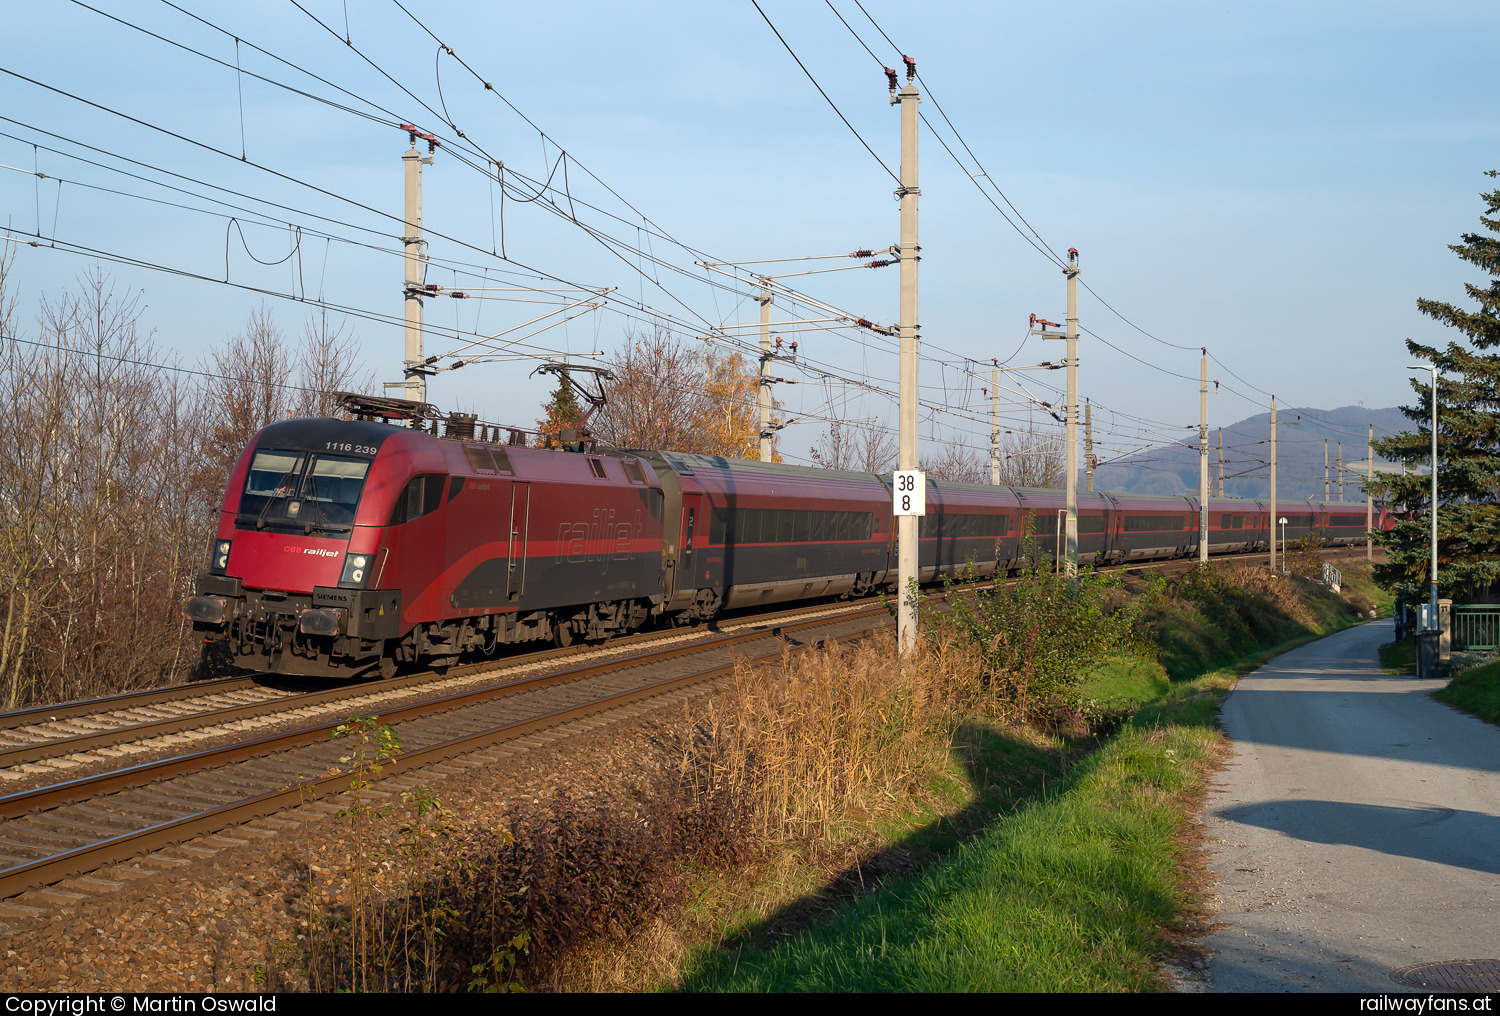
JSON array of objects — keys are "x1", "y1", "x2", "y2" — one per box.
[
  {"x1": 508, "y1": 481, "x2": 531, "y2": 600},
  {"x1": 679, "y1": 493, "x2": 702, "y2": 592}
]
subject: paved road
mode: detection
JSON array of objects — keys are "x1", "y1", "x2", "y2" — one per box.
[{"x1": 1202, "y1": 619, "x2": 1500, "y2": 992}]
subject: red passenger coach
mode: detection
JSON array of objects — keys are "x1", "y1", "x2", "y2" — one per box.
[{"x1": 637, "y1": 451, "x2": 895, "y2": 614}]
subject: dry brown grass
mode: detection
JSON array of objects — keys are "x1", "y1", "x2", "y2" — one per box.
[{"x1": 681, "y1": 631, "x2": 996, "y2": 847}]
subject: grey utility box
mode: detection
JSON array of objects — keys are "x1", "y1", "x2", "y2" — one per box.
[{"x1": 1417, "y1": 631, "x2": 1441, "y2": 680}]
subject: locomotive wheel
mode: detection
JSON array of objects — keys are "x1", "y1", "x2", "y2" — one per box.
[
  {"x1": 379, "y1": 654, "x2": 397, "y2": 680},
  {"x1": 554, "y1": 619, "x2": 574, "y2": 648}
]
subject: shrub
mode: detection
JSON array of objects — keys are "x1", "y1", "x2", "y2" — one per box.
[
  {"x1": 928, "y1": 560, "x2": 1147, "y2": 724},
  {"x1": 1286, "y1": 532, "x2": 1327, "y2": 578}
]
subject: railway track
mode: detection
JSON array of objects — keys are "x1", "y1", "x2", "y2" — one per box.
[
  {"x1": 0, "y1": 602, "x2": 890, "y2": 908},
  {"x1": 0, "y1": 595, "x2": 884, "y2": 781}
]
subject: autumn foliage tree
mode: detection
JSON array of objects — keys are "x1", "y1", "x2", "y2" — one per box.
[{"x1": 590, "y1": 323, "x2": 773, "y2": 458}]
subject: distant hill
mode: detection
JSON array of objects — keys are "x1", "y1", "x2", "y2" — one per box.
[{"x1": 1091, "y1": 405, "x2": 1411, "y2": 501}]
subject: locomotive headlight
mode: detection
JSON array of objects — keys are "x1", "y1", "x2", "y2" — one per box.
[
  {"x1": 339, "y1": 552, "x2": 374, "y2": 589},
  {"x1": 209, "y1": 540, "x2": 232, "y2": 575}
]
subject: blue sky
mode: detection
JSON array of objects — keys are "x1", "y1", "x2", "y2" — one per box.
[{"x1": 2, "y1": 1, "x2": 1496, "y2": 466}]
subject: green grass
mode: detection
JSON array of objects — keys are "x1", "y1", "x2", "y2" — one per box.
[
  {"x1": 1077, "y1": 654, "x2": 1170, "y2": 713},
  {"x1": 679, "y1": 672, "x2": 1223, "y2": 992},
  {"x1": 1380, "y1": 637, "x2": 1417, "y2": 675},
  {"x1": 1148, "y1": 579, "x2": 1361, "y2": 682},
  {"x1": 1333, "y1": 558, "x2": 1395, "y2": 617},
  {"x1": 1434, "y1": 659, "x2": 1500, "y2": 724}
]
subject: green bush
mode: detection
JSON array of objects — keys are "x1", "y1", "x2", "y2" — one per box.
[{"x1": 927, "y1": 556, "x2": 1147, "y2": 724}]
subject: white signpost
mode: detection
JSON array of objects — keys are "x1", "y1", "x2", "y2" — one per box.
[{"x1": 893, "y1": 470, "x2": 926, "y2": 517}]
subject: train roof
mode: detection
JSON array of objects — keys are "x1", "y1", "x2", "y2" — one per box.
[{"x1": 627, "y1": 450, "x2": 885, "y2": 486}]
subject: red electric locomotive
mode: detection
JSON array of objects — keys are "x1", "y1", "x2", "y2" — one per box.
[{"x1": 187, "y1": 404, "x2": 670, "y2": 678}]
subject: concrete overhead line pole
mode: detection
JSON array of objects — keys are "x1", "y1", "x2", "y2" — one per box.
[
  {"x1": 1199, "y1": 350, "x2": 1213, "y2": 564},
  {"x1": 1325, "y1": 440, "x2": 1330, "y2": 500},
  {"x1": 1027, "y1": 256, "x2": 1078, "y2": 582},
  {"x1": 1217, "y1": 428, "x2": 1224, "y2": 496},
  {"x1": 890, "y1": 58, "x2": 922, "y2": 652},
  {"x1": 1367, "y1": 423, "x2": 1374, "y2": 562},
  {"x1": 1269, "y1": 397, "x2": 1300, "y2": 572},
  {"x1": 1064, "y1": 252, "x2": 1079, "y2": 581},
  {"x1": 400, "y1": 125, "x2": 438, "y2": 403},
  {"x1": 1085, "y1": 398, "x2": 1096, "y2": 493},
  {"x1": 990, "y1": 364, "x2": 1001, "y2": 485},
  {"x1": 758, "y1": 279, "x2": 774, "y2": 461},
  {"x1": 1338, "y1": 442, "x2": 1345, "y2": 502}
]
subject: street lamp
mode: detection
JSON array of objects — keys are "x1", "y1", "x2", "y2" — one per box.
[
  {"x1": 1278, "y1": 517, "x2": 1288, "y2": 568},
  {"x1": 1408, "y1": 364, "x2": 1440, "y2": 631}
]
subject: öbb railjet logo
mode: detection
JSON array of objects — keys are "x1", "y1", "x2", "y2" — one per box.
[{"x1": 281, "y1": 546, "x2": 340, "y2": 558}]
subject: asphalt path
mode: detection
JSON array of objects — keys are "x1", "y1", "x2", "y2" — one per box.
[{"x1": 1202, "y1": 619, "x2": 1500, "y2": 992}]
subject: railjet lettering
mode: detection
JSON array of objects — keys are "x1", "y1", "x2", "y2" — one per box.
[
  {"x1": 1361, "y1": 998, "x2": 1492, "y2": 1012},
  {"x1": 281, "y1": 546, "x2": 338, "y2": 558},
  {"x1": 555, "y1": 508, "x2": 641, "y2": 574}
]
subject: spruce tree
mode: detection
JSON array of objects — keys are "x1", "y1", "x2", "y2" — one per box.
[
  {"x1": 1372, "y1": 171, "x2": 1500, "y2": 612},
  {"x1": 535, "y1": 367, "x2": 583, "y2": 442}
]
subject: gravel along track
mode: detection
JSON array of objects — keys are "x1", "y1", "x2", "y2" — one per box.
[
  {"x1": 0, "y1": 597, "x2": 880, "y2": 789},
  {"x1": 0, "y1": 605, "x2": 886, "y2": 910},
  {"x1": 0, "y1": 679, "x2": 287, "y2": 767}
]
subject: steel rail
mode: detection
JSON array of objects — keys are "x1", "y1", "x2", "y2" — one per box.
[
  {"x1": 0, "y1": 675, "x2": 262, "y2": 731},
  {"x1": 0, "y1": 543, "x2": 1372, "y2": 901}
]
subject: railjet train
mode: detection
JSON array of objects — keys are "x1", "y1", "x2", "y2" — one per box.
[{"x1": 186, "y1": 397, "x2": 1390, "y2": 679}]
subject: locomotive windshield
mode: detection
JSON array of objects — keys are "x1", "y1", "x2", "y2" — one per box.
[{"x1": 238, "y1": 450, "x2": 370, "y2": 530}]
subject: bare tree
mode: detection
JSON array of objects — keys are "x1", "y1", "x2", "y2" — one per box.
[
  {"x1": 808, "y1": 419, "x2": 854, "y2": 470},
  {"x1": 996, "y1": 427, "x2": 1065, "y2": 488},
  {"x1": 0, "y1": 265, "x2": 214, "y2": 706},
  {"x1": 809, "y1": 420, "x2": 897, "y2": 474},
  {"x1": 296, "y1": 307, "x2": 374, "y2": 418},
  {"x1": 196, "y1": 305, "x2": 372, "y2": 492},
  {"x1": 921, "y1": 436, "x2": 988, "y2": 484},
  {"x1": 198, "y1": 305, "x2": 298, "y2": 486}
]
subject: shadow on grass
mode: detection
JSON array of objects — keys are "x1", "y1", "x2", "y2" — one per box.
[{"x1": 676, "y1": 718, "x2": 1089, "y2": 986}]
